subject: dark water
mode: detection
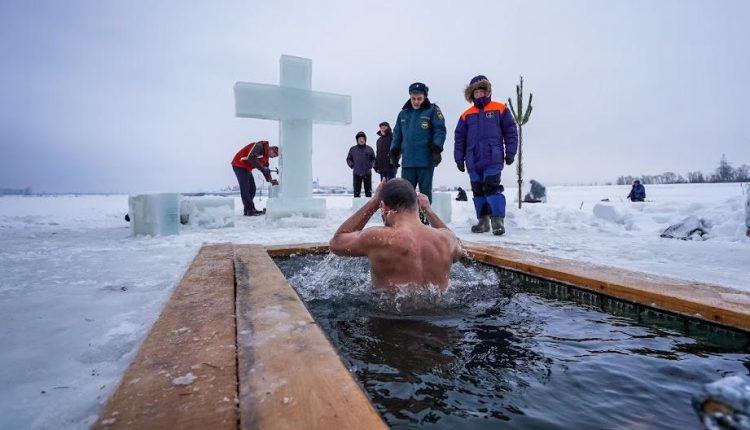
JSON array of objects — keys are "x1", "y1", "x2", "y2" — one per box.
[{"x1": 275, "y1": 254, "x2": 750, "y2": 430}]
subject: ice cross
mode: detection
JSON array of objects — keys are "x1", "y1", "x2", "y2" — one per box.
[{"x1": 234, "y1": 55, "x2": 352, "y2": 219}]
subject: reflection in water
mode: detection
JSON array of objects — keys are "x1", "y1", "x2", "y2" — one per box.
[{"x1": 276, "y1": 255, "x2": 750, "y2": 430}]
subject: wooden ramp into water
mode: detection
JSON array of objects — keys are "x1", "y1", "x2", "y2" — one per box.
[{"x1": 93, "y1": 244, "x2": 386, "y2": 430}]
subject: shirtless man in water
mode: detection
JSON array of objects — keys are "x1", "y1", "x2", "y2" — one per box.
[{"x1": 330, "y1": 179, "x2": 465, "y2": 290}]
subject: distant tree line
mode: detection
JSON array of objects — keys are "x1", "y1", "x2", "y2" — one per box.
[{"x1": 616, "y1": 155, "x2": 750, "y2": 185}]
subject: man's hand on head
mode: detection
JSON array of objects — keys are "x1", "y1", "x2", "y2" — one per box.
[
  {"x1": 372, "y1": 179, "x2": 386, "y2": 202},
  {"x1": 417, "y1": 193, "x2": 431, "y2": 212}
]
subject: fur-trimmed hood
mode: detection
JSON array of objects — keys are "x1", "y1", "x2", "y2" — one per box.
[{"x1": 464, "y1": 78, "x2": 492, "y2": 102}]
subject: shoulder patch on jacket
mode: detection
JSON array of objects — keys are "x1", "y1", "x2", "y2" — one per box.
[
  {"x1": 435, "y1": 106, "x2": 444, "y2": 120},
  {"x1": 460, "y1": 106, "x2": 479, "y2": 121}
]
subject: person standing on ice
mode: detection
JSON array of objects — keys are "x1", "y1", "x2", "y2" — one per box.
[
  {"x1": 390, "y1": 82, "x2": 447, "y2": 203},
  {"x1": 374, "y1": 122, "x2": 397, "y2": 182},
  {"x1": 454, "y1": 75, "x2": 518, "y2": 236},
  {"x1": 347, "y1": 131, "x2": 376, "y2": 198},
  {"x1": 231, "y1": 140, "x2": 279, "y2": 216},
  {"x1": 627, "y1": 180, "x2": 646, "y2": 202}
]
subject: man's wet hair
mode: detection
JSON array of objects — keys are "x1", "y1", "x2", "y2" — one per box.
[{"x1": 380, "y1": 178, "x2": 417, "y2": 211}]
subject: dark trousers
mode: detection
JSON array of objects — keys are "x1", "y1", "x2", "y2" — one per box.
[
  {"x1": 379, "y1": 170, "x2": 396, "y2": 182},
  {"x1": 401, "y1": 167, "x2": 434, "y2": 202},
  {"x1": 233, "y1": 166, "x2": 256, "y2": 213},
  {"x1": 353, "y1": 174, "x2": 372, "y2": 197}
]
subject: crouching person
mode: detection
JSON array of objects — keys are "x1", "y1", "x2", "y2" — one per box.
[
  {"x1": 627, "y1": 180, "x2": 646, "y2": 202},
  {"x1": 454, "y1": 75, "x2": 518, "y2": 235}
]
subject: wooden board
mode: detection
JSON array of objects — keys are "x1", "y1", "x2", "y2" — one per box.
[
  {"x1": 234, "y1": 245, "x2": 387, "y2": 430},
  {"x1": 463, "y1": 241, "x2": 750, "y2": 331},
  {"x1": 265, "y1": 242, "x2": 329, "y2": 258},
  {"x1": 93, "y1": 244, "x2": 238, "y2": 429}
]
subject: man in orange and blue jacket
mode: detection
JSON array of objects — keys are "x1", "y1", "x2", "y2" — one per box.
[{"x1": 454, "y1": 75, "x2": 518, "y2": 235}]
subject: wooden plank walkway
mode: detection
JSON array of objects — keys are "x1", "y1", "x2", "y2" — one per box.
[
  {"x1": 93, "y1": 243, "x2": 238, "y2": 429},
  {"x1": 95, "y1": 243, "x2": 386, "y2": 430},
  {"x1": 463, "y1": 241, "x2": 750, "y2": 331},
  {"x1": 234, "y1": 245, "x2": 387, "y2": 430}
]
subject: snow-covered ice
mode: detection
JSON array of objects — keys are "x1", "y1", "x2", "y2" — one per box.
[{"x1": 0, "y1": 182, "x2": 748, "y2": 429}]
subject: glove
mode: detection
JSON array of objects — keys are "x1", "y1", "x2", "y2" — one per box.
[
  {"x1": 456, "y1": 160, "x2": 465, "y2": 172},
  {"x1": 260, "y1": 166, "x2": 271, "y2": 174},
  {"x1": 504, "y1": 155, "x2": 515, "y2": 165},
  {"x1": 390, "y1": 150, "x2": 401, "y2": 169},
  {"x1": 432, "y1": 151, "x2": 442, "y2": 167}
]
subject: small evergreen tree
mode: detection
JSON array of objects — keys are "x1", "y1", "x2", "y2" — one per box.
[{"x1": 507, "y1": 76, "x2": 534, "y2": 209}]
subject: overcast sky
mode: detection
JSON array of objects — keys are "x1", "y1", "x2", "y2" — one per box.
[{"x1": 1, "y1": 0, "x2": 748, "y2": 193}]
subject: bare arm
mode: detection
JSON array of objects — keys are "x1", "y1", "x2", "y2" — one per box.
[{"x1": 330, "y1": 180, "x2": 387, "y2": 256}]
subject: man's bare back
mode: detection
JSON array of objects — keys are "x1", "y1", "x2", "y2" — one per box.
[{"x1": 330, "y1": 179, "x2": 464, "y2": 290}]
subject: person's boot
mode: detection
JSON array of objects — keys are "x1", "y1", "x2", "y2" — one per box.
[
  {"x1": 471, "y1": 215, "x2": 490, "y2": 233},
  {"x1": 490, "y1": 216, "x2": 505, "y2": 236}
]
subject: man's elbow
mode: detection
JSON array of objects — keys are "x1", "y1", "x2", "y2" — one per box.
[{"x1": 328, "y1": 236, "x2": 347, "y2": 256}]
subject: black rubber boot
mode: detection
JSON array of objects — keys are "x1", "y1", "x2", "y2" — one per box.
[
  {"x1": 490, "y1": 216, "x2": 505, "y2": 236},
  {"x1": 471, "y1": 215, "x2": 490, "y2": 233}
]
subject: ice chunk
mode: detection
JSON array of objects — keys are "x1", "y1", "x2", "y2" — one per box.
[
  {"x1": 593, "y1": 202, "x2": 624, "y2": 224},
  {"x1": 180, "y1": 196, "x2": 235, "y2": 229},
  {"x1": 692, "y1": 375, "x2": 750, "y2": 430},
  {"x1": 127, "y1": 193, "x2": 180, "y2": 236},
  {"x1": 431, "y1": 192, "x2": 452, "y2": 224},
  {"x1": 266, "y1": 197, "x2": 326, "y2": 219}
]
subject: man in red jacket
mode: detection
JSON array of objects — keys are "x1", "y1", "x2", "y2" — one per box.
[{"x1": 231, "y1": 141, "x2": 279, "y2": 216}]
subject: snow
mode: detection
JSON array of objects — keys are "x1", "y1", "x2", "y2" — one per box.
[
  {"x1": 0, "y1": 183, "x2": 748, "y2": 429},
  {"x1": 171, "y1": 373, "x2": 197, "y2": 386},
  {"x1": 692, "y1": 375, "x2": 750, "y2": 429}
]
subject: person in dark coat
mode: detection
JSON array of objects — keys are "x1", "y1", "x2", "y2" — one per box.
[
  {"x1": 231, "y1": 140, "x2": 279, "y2": 216},
  {"x1": 454, "y1": 75, "x2": 518, "y2": 235},
  {"x1": 455, "y1": 187, "x2": 468, "y2": 201},
  {"x1": 347, "y1": 131, "x2": 376, "y2": 197},
  {"x1": 374, "y1": 122, "x2": 397, "y2": 182},
  {"x1": 524, "y1": 179, "x2": 547, "y2": 203},
  {"x1": 390, "y1": 82, "x2": 447, "y2": 203},
  {"x1": 627, "y1": 180, "x2": 646, "y2": 202}
]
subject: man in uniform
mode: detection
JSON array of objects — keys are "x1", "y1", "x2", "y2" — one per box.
[{"x1": 390, "y1": 82, "x2": 447, "y2": 203}]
